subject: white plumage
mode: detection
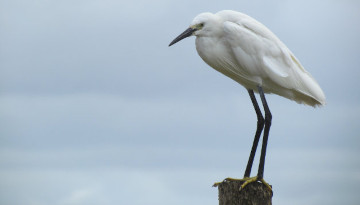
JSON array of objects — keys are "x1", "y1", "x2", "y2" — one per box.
[
  {"x1": 169, "y1": 10, "x2": 326, "y2": 189},
  {"x1": 172, "y1": 10, "x2": 325, "y2": 106}
]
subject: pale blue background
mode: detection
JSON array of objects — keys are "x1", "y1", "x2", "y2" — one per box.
[{"x1": 1, "y1": 0, "x2": 359, "y2": 204}]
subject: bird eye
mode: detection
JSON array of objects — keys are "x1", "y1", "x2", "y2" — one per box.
[{"x1": 200, "y1": 23, "x2": 204, "y2": 27}]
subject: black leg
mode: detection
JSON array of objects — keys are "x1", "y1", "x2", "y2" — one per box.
[
  {"x1": 244, "y1": 89, "x2": 264, "y2": 178},
  {"x1": 257, "y1": 85, "x2": 272, "y2": 179}
]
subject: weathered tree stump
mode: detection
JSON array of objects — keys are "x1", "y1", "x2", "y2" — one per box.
[{"x1": 215, "y1": 180, "x2": 272, "y2": 205}]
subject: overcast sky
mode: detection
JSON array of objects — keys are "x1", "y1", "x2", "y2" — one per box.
[{"x1": 1, "y1": 0, "x2": 359, "y2": 205}]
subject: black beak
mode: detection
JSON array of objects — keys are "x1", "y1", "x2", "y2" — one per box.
[{"x1": 169, "y1": 27, "x2": 197, "y2": 47}]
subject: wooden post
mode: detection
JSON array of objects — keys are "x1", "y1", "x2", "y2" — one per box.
[{"x1": 215, "y1": 180, "x2": 272, "y2": 205}]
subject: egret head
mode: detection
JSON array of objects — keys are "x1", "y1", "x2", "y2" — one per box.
[{"x1": 169, "y1": 12, "x2": 219, "y2": 46}]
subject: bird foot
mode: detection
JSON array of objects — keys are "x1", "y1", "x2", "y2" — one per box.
[
  {"x1": 239, "y1": 176, "x2": 272, "y2": 192},
  {"x1": 213, "y1": 176, "x2": 272, "y2": 193}
]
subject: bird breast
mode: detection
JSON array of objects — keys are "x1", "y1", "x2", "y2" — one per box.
[{"x1": 195, "y1": 36, "x2": 262, "y2": 90}]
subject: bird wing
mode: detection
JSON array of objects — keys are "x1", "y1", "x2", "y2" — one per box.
[
  {"x1": 222, "y1": 17, "x2": 325, "y2": 105},
  {"x1": 223, "y1": 18, "x2": 294, "y2": 86},
  {"x1": 224, "y1": 19, "x2": 311, "y2": 85}
]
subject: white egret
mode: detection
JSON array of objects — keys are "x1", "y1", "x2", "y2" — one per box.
[{"x1": 169, "y1": 10, "x2": 325, "y2": 191}]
